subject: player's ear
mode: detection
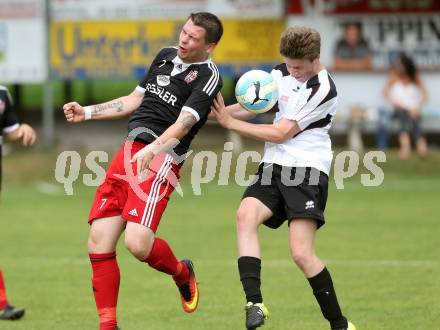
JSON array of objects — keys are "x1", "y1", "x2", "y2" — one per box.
[{"x1": 205, "y1": 42, "x2": 216, "y2": 55}]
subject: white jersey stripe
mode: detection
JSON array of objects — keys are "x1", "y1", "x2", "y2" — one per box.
[
  {"x1": 207, "y1": 63, "x2": 220, "y2": 95},
  {"x1": 145, "y1": 160, "x2": 173, "y2": 228},
  {"x1": 141, "y1": 154, "x2": 172, "y2": 226},
  {"x1": 140, "y1": 157, "x2": 168, "y2": 226},
  {"x1": 140, "y1": 155, "x2": 173, "y2": 226},
  {"x1": 144, "y1": 157, "x2": 173, "y2": 228},
  {"x1": 204, "y1": 63, "x2": 219, "y2": 95},
  {"x1": 141, "y1": 156, "x2": 172, "y2": 227},
  {"x1": 202, "y1": 62, "x2": 219, "y2": 95},
  {"x1": 202, "y1": 62, "x2": 215, "y2": 94},
  {"x1": 206, "y1": 63, "x2": 219, "y2": 95}
]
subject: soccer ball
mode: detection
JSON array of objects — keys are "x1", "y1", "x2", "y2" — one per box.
[{"x1": 235, "y1": 70, "x2": 278, "y2": 114}]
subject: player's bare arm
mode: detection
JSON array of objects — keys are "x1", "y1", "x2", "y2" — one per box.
[
  {"x1": 225, "y1": 102, "x2": 257, "y2": 121},
  {"x1": 131, "y1": 111, "x2": 198, "y2": 173},
  {"x1": 63, "y1": 89, "x2": 144, "y2": 123},
  {"x1": 4, "y1": 123, "x2": 37, "y2": 146},
  {"x1": 212, "y1": 93, "x2": 300, "y2": 143},
  {"x1": 208, "y1": 93, "x2": 255, "y2": 121}
]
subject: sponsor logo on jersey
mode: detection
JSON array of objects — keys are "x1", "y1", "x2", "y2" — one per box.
[
  {"x1": 145, "y1": 83, "x2": 178, "y2": 106},
  {"x1": 184, "y1": 70, "x2": 198, "y2": 84},
  {"x1": 157, "y1": 75, "x2": 170, "y2": 86}
]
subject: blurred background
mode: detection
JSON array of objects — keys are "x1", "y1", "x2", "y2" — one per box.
[
  {"x1": 2, "y1": 0, "x2": 440, "y2": 150},
  {"x1": 1, "y1": 1, "x2": 439, "y2": 329}
]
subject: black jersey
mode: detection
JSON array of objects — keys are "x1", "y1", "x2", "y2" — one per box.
[
  {"x1": 0, "y1": 85, "x2": 20, "y2": 190},
  {"x1": 128, "y1": 47, "x2": 222, "y2": 156}
]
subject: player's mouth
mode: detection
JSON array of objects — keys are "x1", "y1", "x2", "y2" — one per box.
[{"x1": 179, "y1": 46, "x2": 187, "y2": 54}]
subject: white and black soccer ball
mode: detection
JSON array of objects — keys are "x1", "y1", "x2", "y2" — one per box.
[{"x1": 235, "y1": 70, "x2": 278, "y2": 114}]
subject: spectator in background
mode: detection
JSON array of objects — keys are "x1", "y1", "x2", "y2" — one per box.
[
  {"x1": 383, "y1": 54, "x2": 428, "y2": 159},
  {"x1": 333, "y1": 22, "x2": 372, "y2": 71},
  {"x1": 334, "y1": 22, "x2": 373, "y2": 152}
]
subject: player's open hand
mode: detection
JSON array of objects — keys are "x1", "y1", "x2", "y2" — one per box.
[
  {"x1": 16, "y1": 123, "x2": 37, "y2": 146},
  {"x1": 63, "y1": 101, "x2": 85, "y2": 123},
  {"x1": 211, "y1": 92, "x2": 232, "y2": 128},
  {"x1": 130, "y1": 145, "x2": 156, "y2": 181}
]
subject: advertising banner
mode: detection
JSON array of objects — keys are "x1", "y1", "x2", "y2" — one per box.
[
  {"x1": 0, "y1": 0, "x2": 47, "y2": 83},
  {"x1": 50, "y1": 19, "x2": 284, "y2": 79},
  {"x1": 51, "y1": 0, "x2": 283, "y2": 21}
]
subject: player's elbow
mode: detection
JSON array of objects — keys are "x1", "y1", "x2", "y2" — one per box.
[
  {"x1": 271, "y1": 133, "x2": 289, "y2": 144},
  {"x1": 272, "y1": 121, "x2": 300, "y2": 143}
]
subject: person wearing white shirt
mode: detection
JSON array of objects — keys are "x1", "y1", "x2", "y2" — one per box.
[
  {"x1": 212, "y1": 26, "x2": 355, "y2": 330},
  {"x1": 383, "y1": 53, "x2": 428, "y2": 159}
]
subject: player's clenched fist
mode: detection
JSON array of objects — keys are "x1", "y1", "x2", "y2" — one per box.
[{"x1": 63, "y1": 101, "x2": 86, "y2": 123}]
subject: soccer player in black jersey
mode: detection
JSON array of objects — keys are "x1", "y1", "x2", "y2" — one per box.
[
  {"x1": 63, "y1": 13, "x2": 223, "y2": 330},
  {"x1": 0, "y1": 85, "x2": 36, "y2": 321}
]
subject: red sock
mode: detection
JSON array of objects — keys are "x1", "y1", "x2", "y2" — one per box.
[
  {"x1": 89, "y1": 252, "x2": 120, "y2": 330},
  {"x1": 144, "y1": 238, "x2": 189, "y2": 286},
  {"x1": 0, "y1": 271, "x2": 9, "y2": 310}
]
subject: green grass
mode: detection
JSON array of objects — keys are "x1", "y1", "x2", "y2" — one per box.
[{"x1": 1, "y1": 148, "x2": 439, "y2": 329}]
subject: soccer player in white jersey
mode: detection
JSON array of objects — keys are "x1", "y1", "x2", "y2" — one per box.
[
  {"x1": 63, "y1": 13, "x2": 222, "y2": 330},
  {"x1": 212, "y1": 27, "x2": 356, "y2": 330}
]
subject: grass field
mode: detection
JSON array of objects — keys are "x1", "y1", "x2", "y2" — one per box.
[{"x1": 1, "y1": 147, "x2": 439, "y2": 329}]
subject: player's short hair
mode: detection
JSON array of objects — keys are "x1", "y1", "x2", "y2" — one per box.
[
  {"x1": 188, "y1": 12, "x2": 223, "y2": 44},
  {"x1": 280, "y1": 26, "x2": 321, "y2": 61}
]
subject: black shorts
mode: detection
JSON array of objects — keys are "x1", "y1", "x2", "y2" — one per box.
[
  {"x1": 394, "y1": 108, "x2": 424, "y2": 140},
  {"x1": 242, "y1": 163, "x2": 328, "y2": 229}
]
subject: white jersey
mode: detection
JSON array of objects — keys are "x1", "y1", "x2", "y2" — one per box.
[
  {"x1": 261, "y1": 64, "x2": 337, "y2": 175},
  {"x1": 388, "y1": 80, "x2": 423, "y2": 111}
]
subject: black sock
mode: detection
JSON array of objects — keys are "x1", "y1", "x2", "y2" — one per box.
[
  {"x1": 238, "y1": 256, "x2": 262, "y2": 304},
  {"x1": 307, "y1": 267, "x2": 348, "y2": 330}
]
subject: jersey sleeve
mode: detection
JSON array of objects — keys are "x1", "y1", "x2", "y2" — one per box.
[
  {"x1": 136, "y1": 47, "x2": 171, "y2": 93},
  {"x1": 181, "y1": 62, "x2": 222, "y2": 121},
  {"x1": 269, "y1": 64, "x2": 287, "y2": 110},
  {"x1": 0, "y1": 87, "x2": 19, "y2": 133},
  {"x1": 283, "y1": 72, "x2": 337, "y2": 130}
]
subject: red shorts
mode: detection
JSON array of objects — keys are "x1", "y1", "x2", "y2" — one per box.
[{"x1": 88, "y1": 140, "x2": 180, "y2": 233}]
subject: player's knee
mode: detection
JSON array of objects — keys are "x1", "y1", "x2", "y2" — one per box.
[
  {"x1": 124, "y1": 235, "x2": 153, "y2": 261},
  {"x1": 88, "y1": 230, "x2": 105, "y2": 253},
  {"x1": 236, "y1": 206, "x2": 256, "y2": 230},
  {"x1": 291, "y1": 248, "x2": 313, "y2": 270}
]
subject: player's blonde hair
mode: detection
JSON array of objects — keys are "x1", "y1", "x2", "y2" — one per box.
[{"x1": 280, "y1": 26, "x2": 321, "y2": 61}]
